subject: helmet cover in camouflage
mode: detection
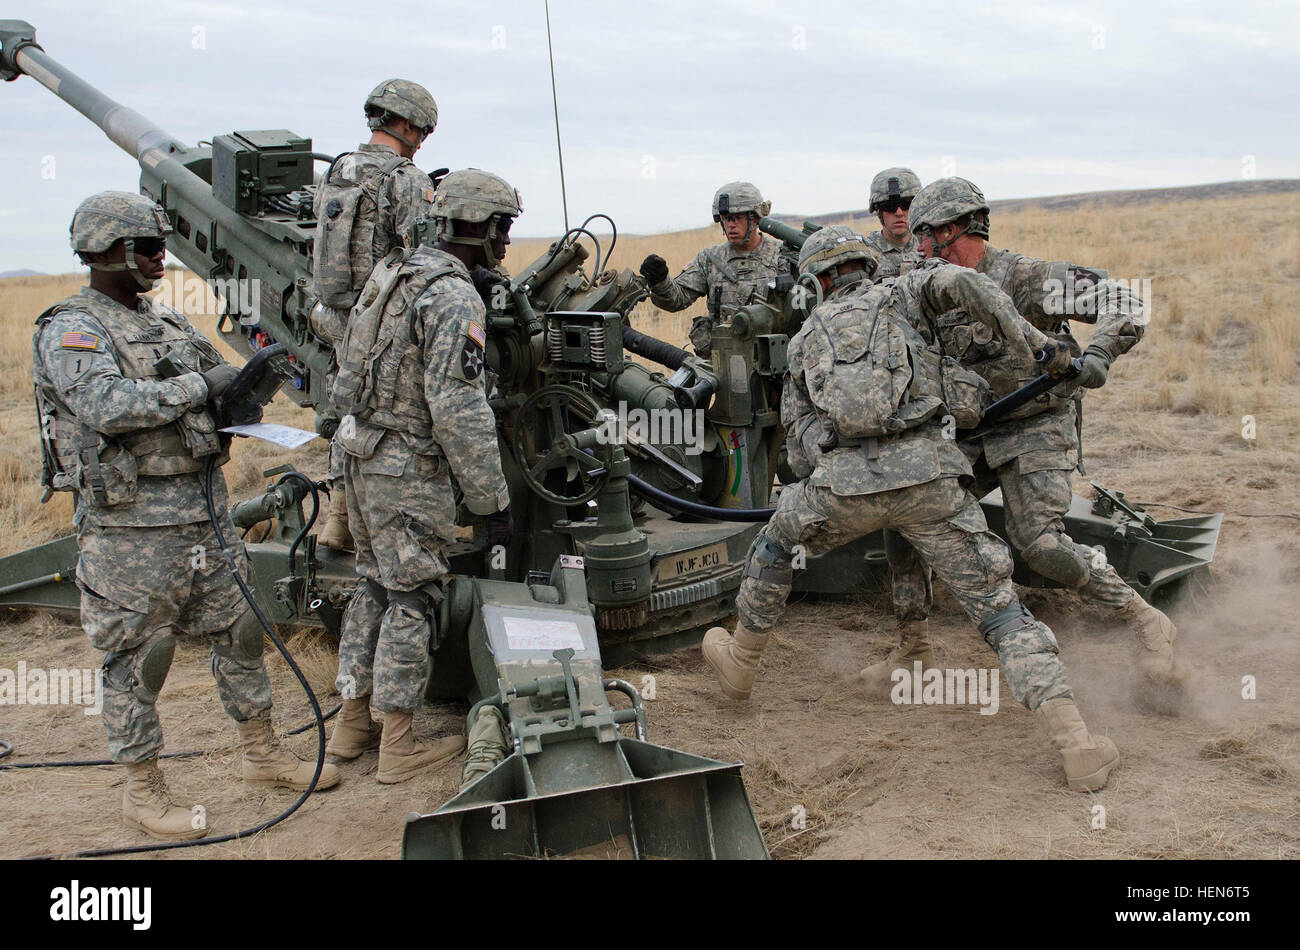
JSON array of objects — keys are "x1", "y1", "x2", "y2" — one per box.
[
  {"x1": 711, "y1": 181, "x2": 771, "y2": 221},
  {"x1": 798, "y1": 225, "x2": 877, "y2": 280},
  {"x1": 69, "y1": 190, "x2": 172, "y2": 254},
  {"x1": 868, "y1": 167, "x2": 922, "y2": 211},
  {"x1": 908, "y1": 177, "x2": 990, "y2": 233},
  {"x1": 365, "y1": 79, "x2": 439, "y2": 134},
  {"x1": 429, "y1": 169, "x2": 523, "y2": 225}
]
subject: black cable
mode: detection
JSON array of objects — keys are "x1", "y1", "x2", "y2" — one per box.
[
  {"x1": 0, "y1": 705, "x2": 341, "y2": 771},
  {"x1": 536, "y1": 226, "x2": 603, "y2": 284},
  {"x1": 274, "y1": 471, "x2": 321, "y2": 575},
  {"x1": 1134, "y1": 502, "x2": 1300, "y2": 522},
  {"x1": 578, "y1": 213, "x2": 617, "y2": 271},
  {"x1": 627, "y1": 473, "x2": 775, "y2": 522},
  {"x1": 27, "y1": 459, "x2": 330, "y2": 859}
]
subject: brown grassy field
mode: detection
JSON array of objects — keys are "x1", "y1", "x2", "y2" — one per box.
[{"x1": 1, "y1": 191, "x2": 1298, "y2": 859}]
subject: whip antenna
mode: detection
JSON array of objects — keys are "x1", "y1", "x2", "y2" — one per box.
[{"x1": 545, "y1": 0, "x2": 569, "y2": 233}]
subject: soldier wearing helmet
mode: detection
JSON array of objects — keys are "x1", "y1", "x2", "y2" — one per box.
[
  {"x1": 313, "y1": 78, "x2": 440, "y2": 553},
  {"x1": 33, "y1": 192, "x2": 340, "y2": 842},
  {"x1": 796, "y1": 225, "x2": 881, "y2": 303},
  {"x1": 865, "y1": 167, "x2": 923, "y2": 278},
  {"x1": 890, "y1": 176, "x2": 1184, "y2": 710},
  {"x1": 327, "y1": 169, "x2": 520, "y2": 783},
  {"x1": 639, "y1": 181, "x2": 792, "y2": 358},
  {"x1": 703, "y1": 254, "x2": 1120, "y2": 794}
]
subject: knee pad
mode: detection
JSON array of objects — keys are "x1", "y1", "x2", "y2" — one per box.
[
  {"x1": 1020, "y1": 532, "x2": 1090, "y2": 589},
  {"x1": 104, "y1": 630, "x2": 175, "y2": 706},
  {"x1": 743, "y1": 533, "x2": 794, "y2": 586},
  {"x1": 214, "y1": 607, "x2": 265, "y2": 670},
  {"x1": 978, "y1": 603, "x2": 1059, "y2": 655}
]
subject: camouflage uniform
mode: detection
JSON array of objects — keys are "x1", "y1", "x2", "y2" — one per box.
[
  {"x1": 889, "y1": 242, "x2": 1146, "y2": 613},
  {"x1": 648, "y1": 235, "x2": 787, "y2": 357},
  {"x1": 865, "y1": 229, "x2": 921, "y2": 279},
  {"x1": 333, "y1": 246, "x2": 508, "y2": 713},
  {"x1": 34, "y1": 285, "x2": 271, "y2": 764},
  {"x1": 313, "y1": 145, "x2": 436, "y2": 485},
  {"x1": 738, "y1": 262, "x2": 1079, "y2": 711}
]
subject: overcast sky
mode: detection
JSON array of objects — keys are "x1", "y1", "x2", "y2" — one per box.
[{"x1": 1, "y1": 0, "x2": 1296, "y2": 273}]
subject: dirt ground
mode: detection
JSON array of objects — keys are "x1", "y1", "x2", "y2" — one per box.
[{"x1": 2, "y1": 190, "x2": 1299, "y2": 859}]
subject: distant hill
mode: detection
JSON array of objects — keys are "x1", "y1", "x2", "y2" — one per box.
[
  {"x1": 778, "y1": 178, "x2": 1300, "y2": 228},
  {"x1": 0, "y1": 269, "x2": 43, "y2": 278}
]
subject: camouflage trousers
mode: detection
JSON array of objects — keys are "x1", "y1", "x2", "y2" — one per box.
[
  {"x1": 738, "y1": 476, "x2": 1073, "y2": 710},
  {"x1": 77, "y1": 516, "x2": 272, "y2": 764},
  {"x1": 887, "y1": 453, "x2": 1135, "y2": 618},
  {"x1": 337, "y1": 437, "x2": 455, "y2": 713}
]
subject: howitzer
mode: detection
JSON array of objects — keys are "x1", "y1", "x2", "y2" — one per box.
[{"x1": 1, "y1": 20, "x2": 1223, "y2": 856}]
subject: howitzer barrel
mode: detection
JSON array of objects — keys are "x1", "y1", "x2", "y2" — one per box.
[
  {"x1": 1, "y1": 23, "x2": 185, "y2": 159},
  {"x1": 758, "y1": 216, "x2": 807, "y2": 249}
]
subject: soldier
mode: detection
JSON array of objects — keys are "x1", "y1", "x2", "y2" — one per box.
[
  {"x1": 33, "y1": 192, "x2": 340, "y2": 842},
  {"x1": 639, "y1": 181, "x2": 791, "y2": 358},
  {"x1": 326, "y1": 169, "x2": 518, "y2": 783},
  {"x1": 796, "y1": 224, "x2": 881, "y2": 302},
  {"x1": 702, "y1": 235, "x2": 1119, "y2": 792},
  {"x1": 898, "y1": 176, "x2": 1185, "y2": 710},
  {"x1": 864, "y1": 166, "x2": 923, "y2": 278},
  {"x1": 312, "y1": 79, "x2": 440, "y2": 553}
]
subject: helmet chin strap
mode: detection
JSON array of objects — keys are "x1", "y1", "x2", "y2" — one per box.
[
  {"x1": 382, "y1": 123, "x2": 421, "y2": 152},
  {"x1": 93, "y1": 238, "x2": 156, "y2": 291},
  {"x1": 444, "y1": 218, "x2": 506, "y2": 268}
]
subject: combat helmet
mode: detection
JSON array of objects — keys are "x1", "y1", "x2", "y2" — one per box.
[
  {"x1": 69, "y1": 190, "x2": 172, "y2": 290},
  {"x1": 868, "y1": 167, "x2": 922, "y2": 212},
  {"x1": 429, "y1": 168, "x2": 523, "y2": 267},
  {"x1": 711, "y1": 181, "x2": 771, "y2": 222},
  {"x1": 908, "y1": 177, "x2": 991, "y2": 250},
  {"x1": 798, "y1": 225, "x2": 877, "y2": 291},
  {"x1": 365, "y1": 79, "x2": 439, "y2": 149}
]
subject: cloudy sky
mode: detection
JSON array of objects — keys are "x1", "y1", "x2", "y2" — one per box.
[{"x1": 1, "y1": 0, "x2": 1296, "y2": 273}]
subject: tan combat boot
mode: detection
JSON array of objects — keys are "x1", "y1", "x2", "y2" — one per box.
[
  {"x1": 326, "y1": 697, "x2": 383, "y2": 761},
  {"x1": 1117, "y1": 592, "x2": 1191, "y2": 713},
  {"x1": 237, "y1": 711, "x2": 341, "y2": 791},
  {"x1": 376, "y1": 710, "x2": 466, "y2": 785},
  {"x1": 122, "y1": 758, "x2": 209, "y2": 841},
  {"x1": 702, "y1": 620, "x2": 770, "y2": 700},
  {"x1": 1035, "y1": 697, "x2": 1120, "y2": 792},
  {"x1": 460, "y1": 705, "x2": 510, "y2": 789},
  {"x1": 858, "y1": 619, "x2": 937, "y2": 697},
  {"x1": 318, "y1": 487, "x2": 354, "y2": 552}
]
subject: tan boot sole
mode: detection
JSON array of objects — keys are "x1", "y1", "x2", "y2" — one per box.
[
  {"x1": 377, "y1": 737, "x2": 466, "y2": 784},
  {"x1": 122, "y1": 813, "x2": 209, "y2": 842},
  {"x1": 244, "y1": 762, "x2": 341, "y2": 791},
  {"x1": 1065, "y1": 738, "x2": 1120, "y2": 792}
]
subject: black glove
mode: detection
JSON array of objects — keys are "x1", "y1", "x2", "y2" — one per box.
[
  {"x1": 486, "y1": 508, "x2": 514, "y2": 547},
  {"x1": 471, "y1": 266, "x2": 510, "y2": 308},
  {"x1": 640, "y1": 254, "x2": 669, "y2": 286},
  {"x1": 1075, "y1": 345, "x2": 1111, "y2": 389},
  {"x1": 201, "y1": 364, "x2": 239, "y2": 400}
]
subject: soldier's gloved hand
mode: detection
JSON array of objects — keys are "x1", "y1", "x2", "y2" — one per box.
[
  {"x1": 486, "y1": 508, "x2": 514, "y2": 547},
  {"x1": 1038, "y1": 342, "x2": 1075, "y2": 376},
  {"x1": 201, "y1": 364, "x2": 239, "y2": 400},
  {"x1": 1075, "y1": 345, "x2": 1112, "y2": 389},
  {"x1": 640, "y1": 254, "x2": 669, "y2": 286}
]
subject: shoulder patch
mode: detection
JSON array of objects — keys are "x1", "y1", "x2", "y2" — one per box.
[
  {"x1": 452, "y1": 335, "x2": 486, "y2": 383},
  {"x1": 468, "y1": 320, "x2": 486, "y2": 348},
  {"x1": 61, "y1": 331, "x2": 100, "y2": 350}
]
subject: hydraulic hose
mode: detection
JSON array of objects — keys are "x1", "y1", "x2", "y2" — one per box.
[{"x1": 628, "y1": 473, "x2": 775, "y2": 522}]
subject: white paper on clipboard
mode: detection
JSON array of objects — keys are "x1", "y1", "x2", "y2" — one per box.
[
  {"x1": 219, "y1": 422, "x2": 319, "y2": 449},
  {"x1": 502, "y1": 616, "x2": 585, "y2": 652}
]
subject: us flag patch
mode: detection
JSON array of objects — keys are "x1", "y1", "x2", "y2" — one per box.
[
  {"x1": 61, "y1": 331, "x2": 99, "y2": 350},
  {"x1": 468, "y1": 321, "x2": 486, "y2": 348}
]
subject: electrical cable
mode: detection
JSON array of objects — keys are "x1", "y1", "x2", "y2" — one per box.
[
  {"x1": 24, "y1": 458, "x2": 332, "y2": 859},
  {"x1": 627, "y1": 473, "x2": 775, "y2": 522}
]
